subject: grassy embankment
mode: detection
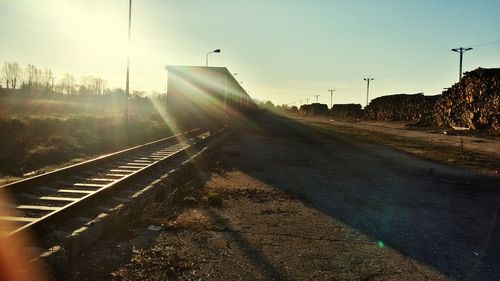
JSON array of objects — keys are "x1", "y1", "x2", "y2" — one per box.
[{"x1": 0, "y1": 94, "x2": 173, "y2": 185}]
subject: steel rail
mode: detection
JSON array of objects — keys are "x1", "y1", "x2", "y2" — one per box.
[
  {"x1": 0, "y1": 129, "x2": 199, "y2": 194},
  {"x1": 0, "y1": 128, "x2": 209, "y2": 238}
]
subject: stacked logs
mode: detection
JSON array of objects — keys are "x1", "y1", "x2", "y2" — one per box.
[
  {"x1": 300, "y1": 103, "x2": 329, "y2": 116},
  {"x1": 365, "y1": 93, "x2": 439, "y2": 123},
  {"x1": 434, "y1": 68, "x2": 500, "y2": 131},
  {"x1": 330, "y1": 104, "x2": 364, "y2": 119}
]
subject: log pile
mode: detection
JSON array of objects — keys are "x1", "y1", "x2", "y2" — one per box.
[
  {"x1": 365, "y1": 93, "x2": 439, "y2": 123},
  {"x1": 330, "y1": 104, "x2": 364, "y2": 119},
  {"x1": 299, "y1": 103, "x2": 329, "y2": 116},
  {"x1": 434, "y1": 67, "x2": 500, "y2": 131}
]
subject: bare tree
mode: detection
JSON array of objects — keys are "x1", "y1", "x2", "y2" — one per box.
[
  {"x1": 40, "y1": 68, "x2": 53, "y2": 91},
  {"x1": 8, "y1": 62, "x2": 20, "y2": 90},
  {"x1": 1, "y1": 63, "x2": 10, "y2": 89},
  {"x1": 34, "y1": 67, "x2": 42, "y2": 89},
  {"x1": 25, "y1": 64, "x2": 38, "y2": 89},
  {"x1": 94, "y1": 78, "x2": 107, "y2": 95},
  {"x1": 81, "y1": 76, "x2": 95, "y2": 95},
  {"x1": 61, "y1": 73, "x2": 75, "y2": 95},
  {"x1": 11, "y1": 63, "x2": 20, "y2": 90},
  {"x1": 79, "y1": 76, "x2": 107, "y2": 95},
  {"x1": 1, "y1": 62, "x2": 21, "y2": 90}
]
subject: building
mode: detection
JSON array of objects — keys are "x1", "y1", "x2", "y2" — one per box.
[{"x1": 164, "y1": 65, "x2": 255, "y2": 130}]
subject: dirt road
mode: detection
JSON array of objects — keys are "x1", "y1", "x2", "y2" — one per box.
[
  {"x1": 299, "y1": 117, "x2": 500, "y2": 158},
  {"x1": 66, "y1": 112, "x2": 500, "y2": 280}
]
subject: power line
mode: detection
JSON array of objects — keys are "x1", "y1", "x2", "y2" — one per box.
[{"x1": 470, "y1": 39, "x2": 500, "y2": 48}]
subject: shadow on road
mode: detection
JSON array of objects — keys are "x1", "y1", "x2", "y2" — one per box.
[{"x1": 206, "y1": 111, "x2": 500, "y2": 280}]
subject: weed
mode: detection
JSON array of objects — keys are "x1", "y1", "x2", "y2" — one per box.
[
  {"x1": 202, "y1": 192, "x2": 223, "y2": 207},
  {"x1": 182, "y1": 196, "x2": 198, "y2": 206}
]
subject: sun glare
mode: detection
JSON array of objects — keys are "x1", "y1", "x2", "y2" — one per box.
[{"x1": 46, "y1": 1, "x2": 128, "y2": 62}]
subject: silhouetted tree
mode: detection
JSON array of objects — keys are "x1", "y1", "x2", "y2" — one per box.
[
  {"x1": 24, "y1": 64, "x2": 39, "y2": 89},
  {"x1": 61, "y1": 73, "x2": 75, "y2": 95},
  {"x1": 264, "y1": 100, "x2": 275, "y2": 108},
  {"x1": 1, "y1": 62, "x2": 21, "y2": 90}
]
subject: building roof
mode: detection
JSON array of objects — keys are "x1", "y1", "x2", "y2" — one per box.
[{"x1": 165, "y1": 65, "x2": 246, "y2": 96}]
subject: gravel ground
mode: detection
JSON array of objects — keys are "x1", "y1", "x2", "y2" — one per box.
[{"x1": 64, "y1": 112, "x2": 500, "y2": 281}]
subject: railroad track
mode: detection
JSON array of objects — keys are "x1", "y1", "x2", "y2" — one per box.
[{"x1": 0, "y1": 129, "x2": 210, "y2": 238}]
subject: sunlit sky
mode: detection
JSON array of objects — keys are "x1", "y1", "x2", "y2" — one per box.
[{"x1": 0, "y1": 0, "x2": 499, "y2": 106}]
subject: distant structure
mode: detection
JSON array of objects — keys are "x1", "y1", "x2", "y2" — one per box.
[
  {"x1": 328, "y1": 89, "x2": 336, "y2": 108},
  {"x1": 330, "y1": 104, "x2": 364, "y2": 120},
  {"x1": 363, "y1": 78, "x2": 374, "y2": 107},
  {"x1": 300, "y1": 103, "x2": 328, "y2": 116},
  {"x1": 164, "y1": 65, "x2": 255, "y2": 130},
  {"x1": 451, "y1": 47, "x2": 473, "y2": 81}
]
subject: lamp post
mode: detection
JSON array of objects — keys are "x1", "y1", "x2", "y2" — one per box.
[{"x1": 206, "y1": 49, "x2": 221, "y2": 67}]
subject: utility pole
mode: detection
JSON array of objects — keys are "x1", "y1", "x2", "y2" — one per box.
[
  {"x1": 306, "y1": 98, "x2": 309, "y2": 104},
  {"x1": 363, "y1": 78, "x2": 374, "y2": 107},
  {"x1": 125, "y1": 0, "x2": 132, "y2": 120},
  {"x1": 328, "y1": 89, "x2": 336, "y2": 108},
  {"x1": 451, "y1": 47, "x2": 473, "y2": 81},
  {"x1": 314, "y1": 95, "x2": 320, "y2": 103}
]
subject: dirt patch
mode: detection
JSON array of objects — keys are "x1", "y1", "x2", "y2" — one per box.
[{"x1": 73, "y1": 169, "x2": 443, "y2": 281}]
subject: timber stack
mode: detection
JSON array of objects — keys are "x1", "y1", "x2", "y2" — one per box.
[
  {"x1": 365, "y1": 93, "x2": 439, "y2": 124},
  {"x1": 434, "y1": 67, "x2": 500, "y2": 131},
  {"x1": 330, "y1": 104, "x2": 364, "y2": 120},
  {"x1": 300, "y1": 103, "x2": 329, "y2": 116}
]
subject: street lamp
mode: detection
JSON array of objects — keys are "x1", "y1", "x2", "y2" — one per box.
[{"x1": 206, "y1": 49, "x2": 221, "y2": 67}]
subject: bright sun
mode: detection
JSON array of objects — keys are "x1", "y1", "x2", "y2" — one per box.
[{"x1": 49, "y1": 1, "x2": 129, "y2": 62}]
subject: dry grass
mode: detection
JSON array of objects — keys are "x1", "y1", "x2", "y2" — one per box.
[
  {"x1": 320, "y1": 124, "x2": 500, "y2": 175},
  {"x1": 0, "y1": 94, "x2": 173, "y2": 181}
]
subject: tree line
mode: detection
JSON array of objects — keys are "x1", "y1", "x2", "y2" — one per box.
[{"x1": 0, "y1": 61, "x2": 142, "y2": 97}]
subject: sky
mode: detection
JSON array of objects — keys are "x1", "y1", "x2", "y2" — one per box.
[{"x1": 0, "y1": 0, "x2": 499, "y2": 106}]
